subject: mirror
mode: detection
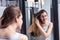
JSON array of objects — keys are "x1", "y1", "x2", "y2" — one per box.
[{"x1": 25, "y1": 0, "x2": 54, "y2": 40}]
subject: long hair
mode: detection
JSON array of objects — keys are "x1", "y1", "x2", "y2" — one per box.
[
  {"x1": 0, "y1": 6, "x2": 21, "y2": 29},
  {"x1": 32, "y1": 9, "x2": 47, "y2": 37}
]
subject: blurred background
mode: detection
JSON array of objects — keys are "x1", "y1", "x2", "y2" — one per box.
[{"x1": 0, "y1": 0, "x2": 59, "y2": 40}]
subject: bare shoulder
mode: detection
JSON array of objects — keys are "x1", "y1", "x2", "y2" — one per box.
[
  {"x1": 49, "y1": 22, "x2": 53, "y2": 25},
  {"x1": 19, "y1": 34, "x2": 28, "y2": 40},
  {"x1": 48, "y1": 22, "x2": 53, "y2": 28}
]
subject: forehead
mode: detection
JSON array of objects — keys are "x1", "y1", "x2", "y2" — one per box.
[{"x1": 41, "y1": 12, "x2": 47, "y2": 15}]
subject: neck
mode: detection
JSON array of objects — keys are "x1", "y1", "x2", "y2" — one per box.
[
  {"x1": 41, "y1": 21, "x2": 49, "y2": 27},
  {"x1": 6, "y1": 23, "x2": 17, "y2": 33},
  {"x1": 0, "y1": 23, "x2": 17, "y2": 37}
]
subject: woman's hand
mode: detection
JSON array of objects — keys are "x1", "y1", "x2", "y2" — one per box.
[{"x1": 35, "y1": 18, "x2": 41, "y2": 27}]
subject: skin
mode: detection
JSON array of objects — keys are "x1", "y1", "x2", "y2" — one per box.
[
  {"x1": 35, "y1": 18, "x2": 53, "y2": 38},
  {"x1": 40, "y1": 12, "x2": 48, "y2": 24},
  {"x1": 0, "y1": 14, "x2": 28, "y2": 40},
  {"x1": 28, "y1": 12, "x2": 53, "y2": 38}
]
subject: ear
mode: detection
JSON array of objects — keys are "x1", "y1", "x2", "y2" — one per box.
[{"x1": 15, "y1": 17, "x2": 18, "y2": 23}]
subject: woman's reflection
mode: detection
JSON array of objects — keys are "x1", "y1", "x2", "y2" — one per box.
[{"x1": 28, "y1": 9, "x2": 53, "y2": 40}]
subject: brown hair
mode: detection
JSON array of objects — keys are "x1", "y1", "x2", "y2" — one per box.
[
  {"x1": 32, "y1": 16, "x2": 41, "y2": 37},
  {"x1": 0, "y1": 6, "x2": 21, "y2": 28},
  {"x1": 36, "y1": 9, "x2": 47, "y2": 23},
  {"x1": 32, "y1": 9, "x2": 47, "y2": 37}
]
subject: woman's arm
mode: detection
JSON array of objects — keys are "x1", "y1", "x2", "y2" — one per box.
[
  {"x1": 35, "y1": 19, "x2": 53, "y2": 38},
  {"x1": 28, "y1": 24, "x2": 33, "y2": 33}
]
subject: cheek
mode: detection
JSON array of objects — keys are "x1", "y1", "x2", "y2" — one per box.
[
  {"x1": 17, "y1": 19, "x2": 23, "y2": 30},
  {"x1": 19, "y1": 19, "x2": 23, "y2": 26},
  {"x1": 20, "y1": 20, "x2": 23, "y2": 29},
  {"x1": 20, "y1": 19, "x2": 23, "y2": 25},
  {"x1": 40, "y1": 17, "x2": 43, "y2": 21},
  {"x1": 44, "y1": 17, "x2": 47, "y2": 20}
]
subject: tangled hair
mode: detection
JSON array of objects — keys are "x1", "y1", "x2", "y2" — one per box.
[
  {"x1": 0, "y1": 6, "x2": 21, "y2": 28},
  {"x1": 36, "y1": 9, "x2": 47, "y2": 23},
  {"x1": 32, "y1": 16, "x2": 41, "y2": 37},
  {"x1": 32, "y1": 9, "x2": 47, "y2": 37}
]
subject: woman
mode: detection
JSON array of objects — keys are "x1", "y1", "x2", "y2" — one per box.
[
  {"x1": 0, "y1": 6, "x2": 28, "y2": 40},
  {"x1": 28, "y1": 9, "x2": 53, "y2": 40}
]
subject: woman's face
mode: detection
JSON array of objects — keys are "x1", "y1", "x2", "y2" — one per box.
[
  {"x1": 17, "y1": 14, "x2": 23, "y2": 30},
  {"x1": 40, "y1": 12, "x2": 47, "y2": 23}
]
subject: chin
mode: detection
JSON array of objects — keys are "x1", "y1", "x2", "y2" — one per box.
[
  {"x1": 42, "y1": 21, "x2": 46, "y2": 24},
  {"x1": 42, "y1": 22, "x2": 45, "y2": 24}
]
